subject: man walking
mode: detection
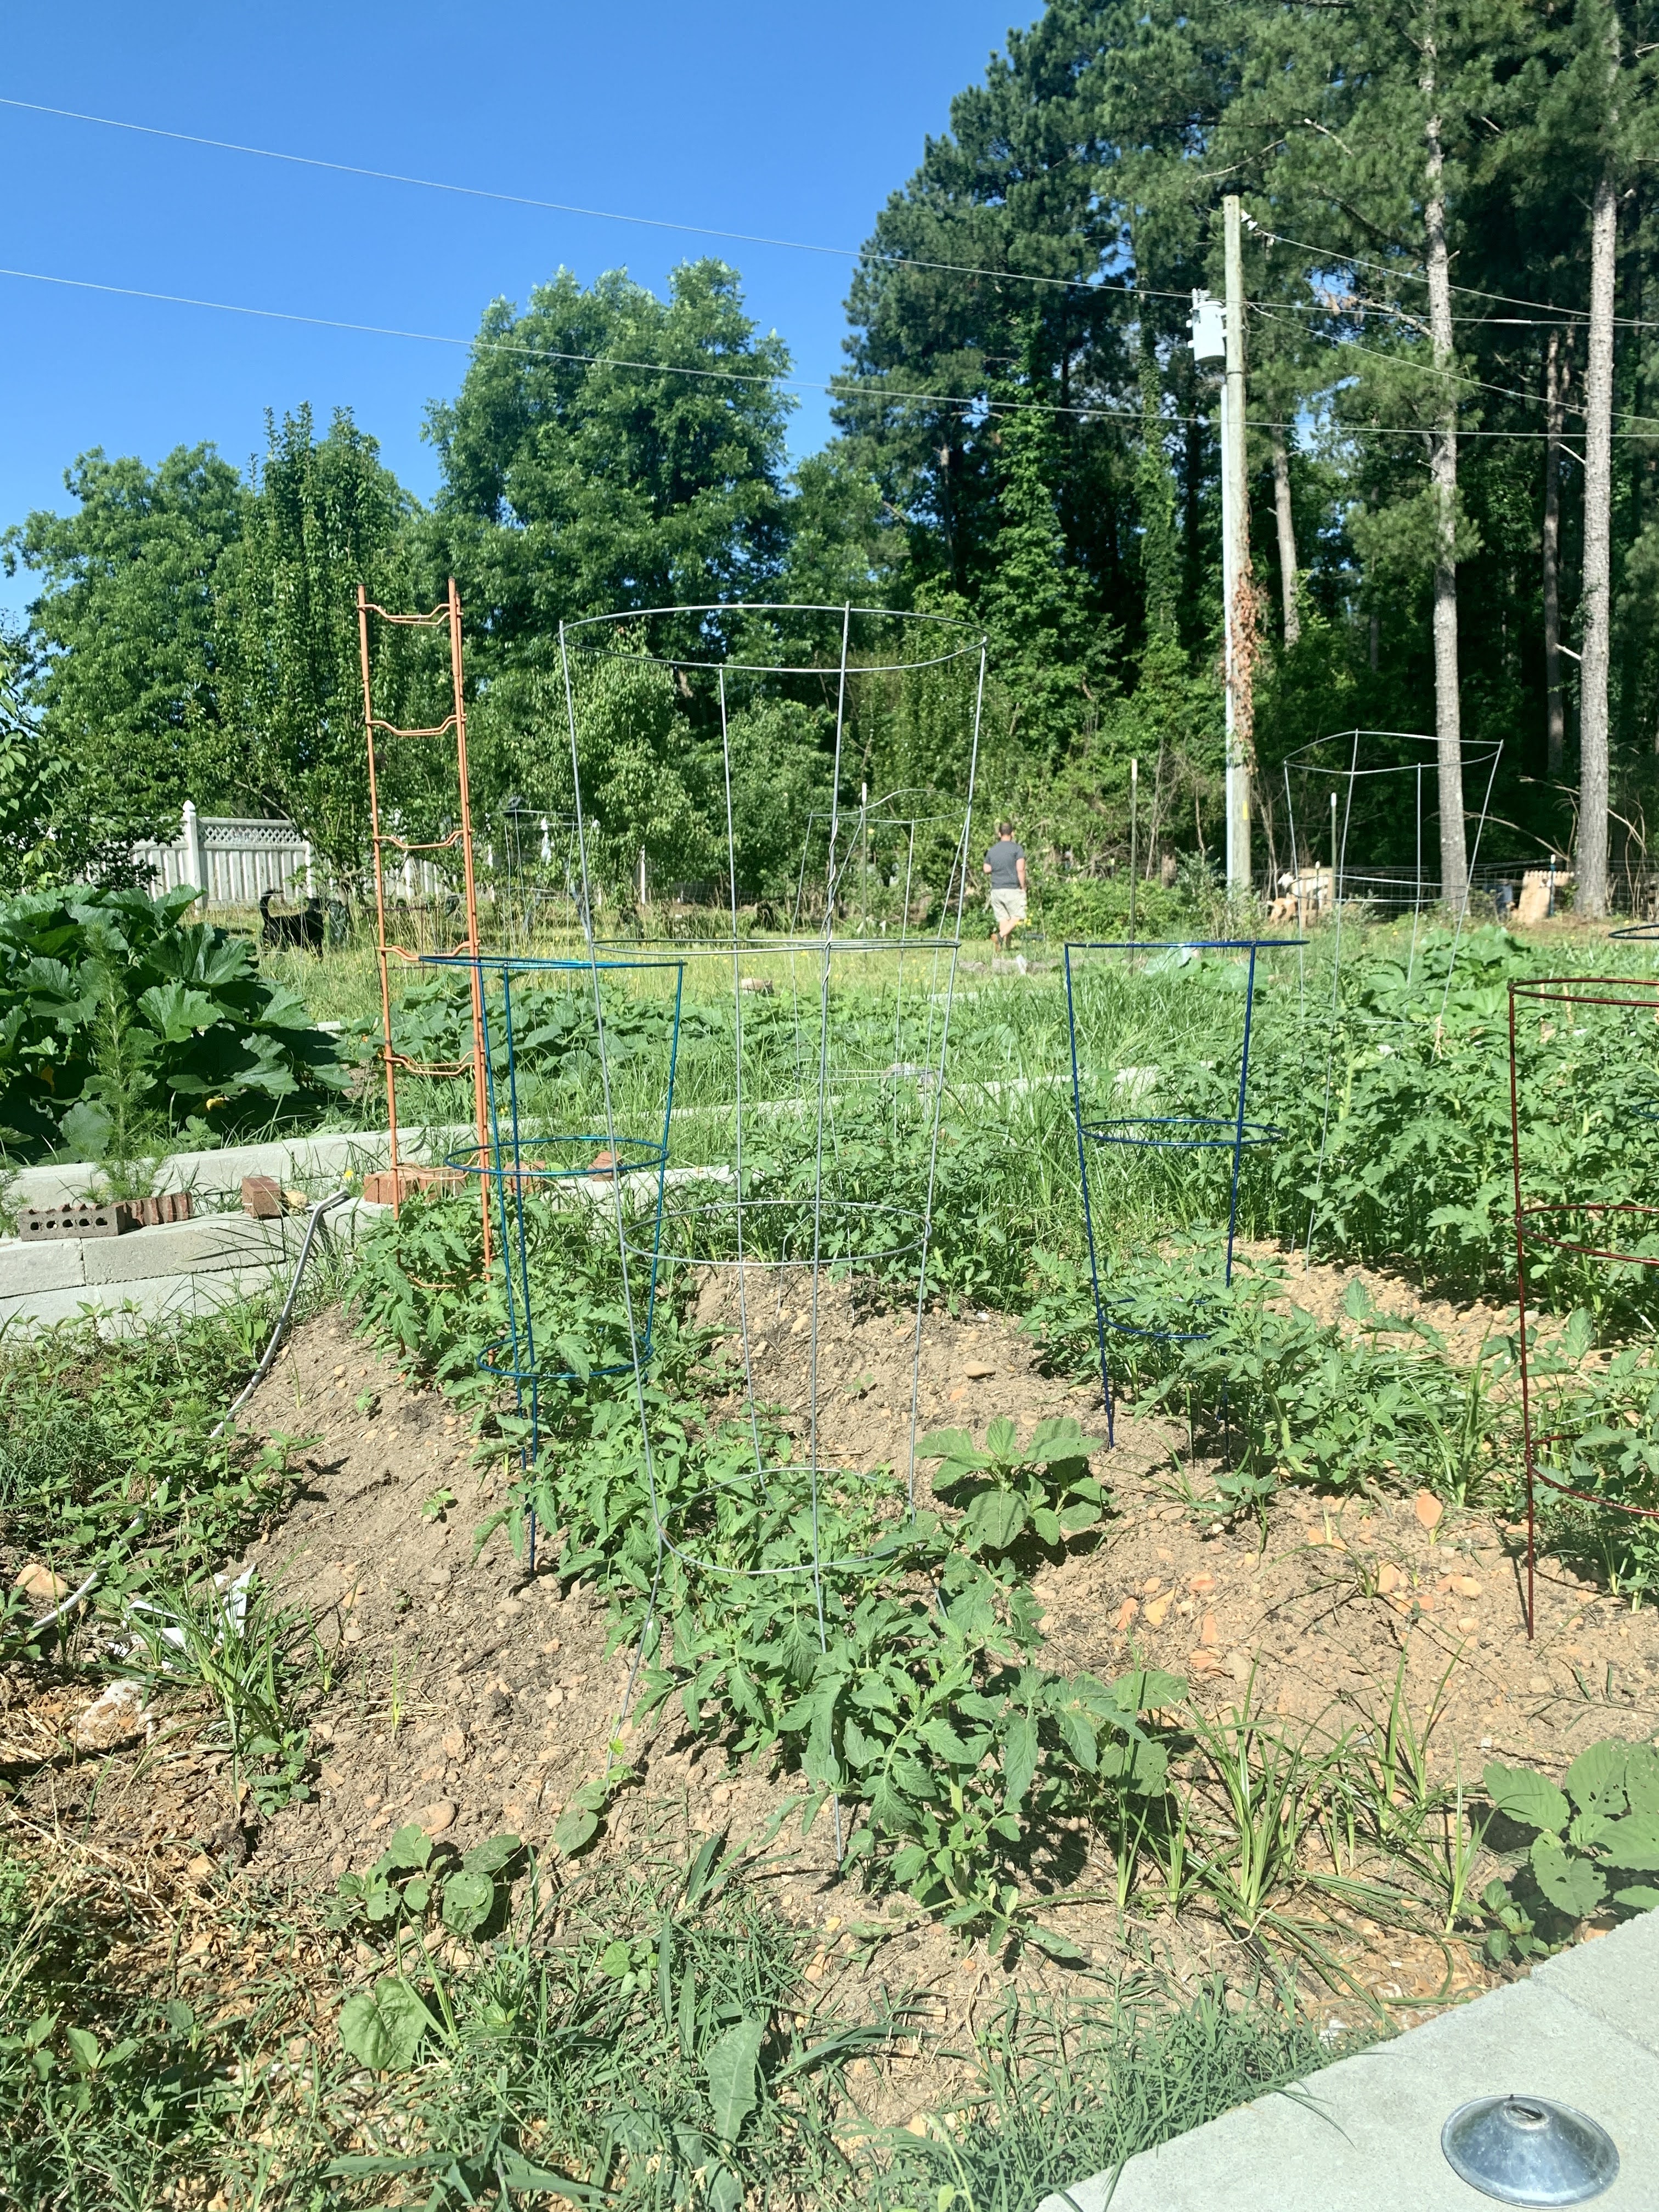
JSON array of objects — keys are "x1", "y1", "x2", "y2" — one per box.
[{"x1": 983, "y1": 818, "x2": 1028, "y2": 962}]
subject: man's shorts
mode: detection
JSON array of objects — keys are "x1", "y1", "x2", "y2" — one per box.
[{"x1": 990, "y1": 888, "x2": 1027, "y2": 930}]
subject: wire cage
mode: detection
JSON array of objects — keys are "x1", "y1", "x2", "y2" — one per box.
[
  {"x1": 554, "y1": 602, "x2": 988, "y2": 1441},
  {"x1": 1509, "y1": 973, "x2": 1659, "y2": 1634},
  {"x1": 487, "y1": 802, "x2": 584, "y2": 952},
  {"x1": 526, "y1": 605, "x2": 988, "y2": 1820},
  {"x1": 425, "y1": 949, "x2": 685, "y2": 1536},
  {"x1": 1281, "y1": 730, "x2": 1506, "y2": 1261},
  {"x1": 1063, "y1": 938, "x2": 1301, "y2": 1445},
  {"x1": 1276, "y1": 729, "x2": 1503, "y2": 945}
]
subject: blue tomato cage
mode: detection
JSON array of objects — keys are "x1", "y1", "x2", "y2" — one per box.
[
  {"x1": 1063, "y1": 939, "x2": 1301, "y2": 1444},
  {"x1": 422, "y1": 951, "x2": 685, "y2": 1474}
]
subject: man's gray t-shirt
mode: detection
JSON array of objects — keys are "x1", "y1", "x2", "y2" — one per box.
[{"x1": 986, "y1": 838, "x2": 1025, "y2": 889}]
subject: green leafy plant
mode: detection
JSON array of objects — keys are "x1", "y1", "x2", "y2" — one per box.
[
  {"x1": 921, "y1": 1414, "x2": 1108, "y2": 1554},
  {"x1": 1525, "y1": 1330, "x2": 1659, "y2": 1600},
  {"x1": 1483, "y1": 1738, "x2": 1659, "y2": 1940},
  {"x1": 120, "y1": 1568, "x2": 313, "y2": 1814},
  {"x1": 554, "y1": 1779, "x2": 619, "y2": 1858},
  {"x1": 68, "y1": 969, "x2": 163, "y2": 1198},
  {"x1": 0, "y1": 1305, "x2": 312, "y2": 1607},
  {"x1": 1181, "y1": 1686, "x2": 1327, "y2": 1932},
  {"x1": 329, "y1": 1824, "x2": 524, "y2": 1942},
  {"x1": 0, "y1": 882, "x2": 347, "y2": 1159},
  {"x1": 337, "y1": 1973, "x2": 442, "y2": 2074}
]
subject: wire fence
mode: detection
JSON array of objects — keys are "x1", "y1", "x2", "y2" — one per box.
[{"x1": 1258, "y1": 859, "x2": 1659, "y2": 921}]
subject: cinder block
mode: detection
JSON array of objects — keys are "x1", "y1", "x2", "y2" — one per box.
[
  {"x1": 79, "y1": 1214, "x2": 296, "y2": 1285},
  {"x1": 0, "y1": 1284, "x2": 106, "y2": 1330},
  {"x1": 0, "y1": 1239, "x2": 87, "y2": 1296},
  {"x1": 8, "y1": 1123, "x2": 470, "y2": 1215}
]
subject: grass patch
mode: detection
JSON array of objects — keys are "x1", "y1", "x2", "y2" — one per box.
[{"x1": 0, "y1": 1826, "x2": 1343, "y2": 2211}]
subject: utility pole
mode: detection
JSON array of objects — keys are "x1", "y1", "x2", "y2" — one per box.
[{"x1": 1221, "y1": 194, "x2": 1251, "y2": 896}]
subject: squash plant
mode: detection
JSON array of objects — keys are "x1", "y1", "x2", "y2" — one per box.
[
  {"x1": 328, "y1": 1823, "x2": 523, "y2": 1940},
  {"x1": 0, "y1": 884, "x2": 346, "y2": 1160},
  {"x1": 1483, "y1": 1738, "x2": 1659, "y2": 1944},
  {"x1": 920, "y1": 1414, "x2": 1108, "y2": 1554}
]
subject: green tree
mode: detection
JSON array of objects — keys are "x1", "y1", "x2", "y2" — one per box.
[
  {"x1": 1, "y1": 444, "x2": 243, "y2": 842},
  {"x1": 219, "y1": 405, "x2": 415, "y2": 879},
  {"x1": 776, "y1": 449, "x2": 894, "y2": 609},
  {"x1": 0, "y1": 630, "x2": 69, "y2": 892},
  {"x1": 721, "y1": 698, "x2": 834, "y2": 901},
  {"x1": 834, "y1": 1, "x2": 1140, "y2": 621},
  {"x1": 561, "y1": 645, "x2": 716, "y2": 903},
  {"x1": 978, "y1": 366, "x2": 1113, "y2": 761},
  {"x1": 430, "y1": 261, "x2": 792, "y2": 657}
]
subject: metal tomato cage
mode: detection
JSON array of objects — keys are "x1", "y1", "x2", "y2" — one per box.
[
  {"x1": 424, "y1": 950, "x2": 685, "y2": 1493},
  {"x1": 1282, "y1": 730, "x2": 1504, "y2": 1263},
  {"x1": 1277, "y1": 728, "x2": 1504, "y2": 957},
  {"x1": 1508, "y1": 973, "x2": 1659, "y2": 1635},
  {"x1": 356, "y1": 580, "x2": 493, "y2": 1260},
  {"x1": 1063, "y1": 938, "x2": 1300, "y2": 1446},
  {"x1": 552, "y1": 599, "x2": 986, "y2": 1509}
]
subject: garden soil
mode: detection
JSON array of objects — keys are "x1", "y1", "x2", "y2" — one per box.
[{"x1": 12, "y1": 1260, "x2": 1659, "y2": 2098}]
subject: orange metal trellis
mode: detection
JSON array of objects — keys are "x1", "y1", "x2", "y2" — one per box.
[{"x1": 357, "y1": 578, "x2": 491, "y2": 1261}]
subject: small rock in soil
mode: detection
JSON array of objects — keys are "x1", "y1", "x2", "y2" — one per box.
[
  {"x1": 13, "y1": 1563, "x2": 70, "y2": 1605},
  {"x1": 73, "y1": 1679, "x2": 148, "y2": 1751}
]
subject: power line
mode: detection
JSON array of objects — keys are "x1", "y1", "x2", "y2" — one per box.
[
  {"x1": 0, "y1": 92, "x2": 1155, "y2": 302},
  {"x1": 1250, "y1": 219, "x2": 1656, "y2": 328},
  {"x1": 5, "y1": 92, "x2": 1637, "y2": 342},
  {"x1": 2, "y1": 256, "x2": 1646, "y2": 447},
  {"x1": 0, "y1": 258, "x2": 1163, "y2": 426},
  {"x1": 1252, "y1": 301, "x2": 1659, "y2": 431}
]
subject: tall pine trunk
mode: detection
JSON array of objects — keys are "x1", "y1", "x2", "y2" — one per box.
[
  {"x1": 1543, "y1": 328, "x2": 1567, "y2": 781},
  {"x1": 1272, "y1": 433, "x2": 1300, "y2": 647},
  {"x1": 1423, "y1": 70, "x2": 1468, "y2": 914},
  {"x1": 1579, "y1": 165, "x2": 1618, "y2": 919}
]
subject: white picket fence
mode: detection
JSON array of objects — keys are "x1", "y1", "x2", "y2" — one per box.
[
  {"x1": 125, "y1": 804, "x2": 313, "y2": 908},
  {"x1": 129, "y1": 803, "x2": 444, "y2": 909}
]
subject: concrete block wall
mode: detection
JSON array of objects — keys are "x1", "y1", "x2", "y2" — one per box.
[
  {"x1": 4, "y1": 1128, "x2": 466, "y2": 1215},
  {"x1": 0, "y1": 1199, "x2": 387, "y2": 1335}
]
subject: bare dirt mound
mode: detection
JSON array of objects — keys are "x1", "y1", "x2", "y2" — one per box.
[
  {"x1": 229, "y1": 1288, "x2": 1658, "y2": 2018},
  {"x1": 15, "y1": 1276, "x2": 1659, "y2": 2039},
  {"x1": 1238, "y1": 1237, "x2": 1515, "y2": 1363}
]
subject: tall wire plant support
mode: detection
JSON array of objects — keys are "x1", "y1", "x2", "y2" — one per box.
[
  {"x1": 1282, "y1": 730, "x2": 1502, "y2": 1263},
  {"x1": 492, "y1": 802, "x2": 583, "y2": 952},
  {"x1": 553, "y1": 602, "x2": 988, "y2": 1842},
  {"x1": 1508, "y1": 974, "x2": 1659, "y2": 1637},
  {"x1": 357, "y1": 578, "x2": 491, "y2": 1260},
  {"x1": 1064, "y1": 938, "x2": 1300, "y2": 1445},
  {"x1": 426, "y1": 948, "x2": 685, "y2": 1571}
]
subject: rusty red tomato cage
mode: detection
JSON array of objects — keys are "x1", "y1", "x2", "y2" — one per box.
[{"x1": 1508, "y1": 974, "x2": 1659, "y2": 1635}]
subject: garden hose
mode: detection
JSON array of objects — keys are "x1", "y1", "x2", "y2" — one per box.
[{"x1": 210, "y1": 1189, "x2": 353, "y2": 1437}]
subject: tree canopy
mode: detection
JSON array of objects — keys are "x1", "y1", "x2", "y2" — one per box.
[{"x1": 5, "y1": 2, "x2": 1659, "y2": 904}]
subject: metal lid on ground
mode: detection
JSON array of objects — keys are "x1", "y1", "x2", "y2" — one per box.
[{"x1": 1441, "y1": 2094, "x2": 1619, "y2": 2205}]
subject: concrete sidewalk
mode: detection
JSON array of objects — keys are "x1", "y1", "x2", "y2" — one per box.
[{"x1": 1037, "y1": 1912, "x2": 1659, "y2": 2210}]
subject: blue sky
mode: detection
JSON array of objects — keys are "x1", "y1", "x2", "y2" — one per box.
[{"x1": 0, "y1": 1, "x2": 1025, "y2": 625}]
